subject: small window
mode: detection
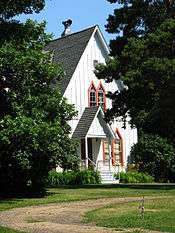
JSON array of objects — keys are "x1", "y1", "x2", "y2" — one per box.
[
  {"x1": 112, "y1": 129, "x2": 124, "y2": 166},
  {"x1": 97, "y1": 84, "x2": 106, "y2": 110},
  {"x1": 112, "y1": 139, "x2": 122, "y2": 164},
  {"x1": 89, "y1": 83, "x2": 97, "y2": 107},
  {"x1": 103, "y1": 139, "x2": 110, "y2": 160}
]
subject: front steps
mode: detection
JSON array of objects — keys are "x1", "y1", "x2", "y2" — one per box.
[{"x1": 100, "y1": 170, "x2": 119, "y2": 184}]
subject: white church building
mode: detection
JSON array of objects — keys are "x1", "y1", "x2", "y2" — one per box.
[{"x1": 45, "y1": 20, "x2": 137, "y2": 182}]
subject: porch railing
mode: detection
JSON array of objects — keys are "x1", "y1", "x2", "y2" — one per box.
[
  {"x1": 80, "y1": 159, "x2": 121, "y2": 174},
  {"x1": 80, "y1": 157, "x2": 97, "y2": 170},
  {"x1": 88, "y1": 157, "x2": 97, "y2": 169},
  {"x1": 97, "y1": 159, "x2": 110, "y2": 171}
]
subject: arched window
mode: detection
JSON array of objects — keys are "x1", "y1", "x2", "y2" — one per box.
[
  {"x1": 88, "y1": 82, "x2": 97, "y2": 107},
  {"x1": 112, "y1": 129, "x2": 124, "y2": 166},
  {"x1": 97, "y1": 83, "x2": 106, "y2": 110}
]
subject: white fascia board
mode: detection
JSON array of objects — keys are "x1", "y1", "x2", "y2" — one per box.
[
  {"x1": 87, "y1": 107, "x2": 115, "y2": 139},
  {"x1": 92, "y1": 26, "x2": 110, "y2": 57}
]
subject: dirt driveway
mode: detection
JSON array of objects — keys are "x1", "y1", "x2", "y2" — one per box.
[{"x1": 0, "y1": 197, "x2": 162, "y2": 233}]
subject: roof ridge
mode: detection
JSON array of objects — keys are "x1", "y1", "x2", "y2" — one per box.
[
  {"x1": 50, "y1": 25, "x2": 98, "y2": 43},
  {"x1": 45, "y1": 25, "x2": 100, "y2": 94}
]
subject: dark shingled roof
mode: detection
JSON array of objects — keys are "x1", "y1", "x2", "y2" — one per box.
[
  {"x1": 45, "y1": 26, "x2": 96, "y2": 94},
  {"x1": 72, "y1": 106, "x2": 99, "y2": 139}
]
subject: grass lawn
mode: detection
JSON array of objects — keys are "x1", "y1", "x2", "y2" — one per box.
[
  {"x1": 0, "y1": 185, "x2": 175, "y2": 233},
  {"x1": 85, "y1": 196, "x2": 175, "y2": 232},
  {"x1": 0, "y1": 226, "x2": 26, "y2": 233},
  {"x1": 0, "y1": 185, "x2": 175, "y2": 211}
]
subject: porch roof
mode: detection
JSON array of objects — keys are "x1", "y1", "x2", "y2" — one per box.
[{"x1": 72, "y1": 106, "x2": 115, "y2": 139}]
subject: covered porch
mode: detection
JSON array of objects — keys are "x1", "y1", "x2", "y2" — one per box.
[{"x1": 72, "y1": 106, "x2": 120, "y2": 174}]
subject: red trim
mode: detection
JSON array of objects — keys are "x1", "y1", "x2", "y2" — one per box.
[
  {"x1": 111, "y1": 140, "x2": 115, "y2": 165},
  {"x1": 112, "y1": 128, "x2": 124, "y2": 166},
  {"x1": 88, "y1": 81, "x2": 96, "y2": 107},
  {"x1": 97, "y1": 81, "x2": 106, "y2": 111},
  {"x1": 116, "y1": 128, "x2": 124, "y2": 166}
]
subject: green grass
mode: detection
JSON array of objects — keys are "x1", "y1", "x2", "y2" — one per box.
[
  {"x1": 85, "y1": 196, "x2": 175, "y2": 232},
  {"x1": 0, "y1": 186, "x2": 175, "y2": 233},
  {"x1": 0, "y1": 185, "x2": 175, "y2": 211},
  {"x1": 0, "y1": 226, "x2": 26, "y2": 233}
]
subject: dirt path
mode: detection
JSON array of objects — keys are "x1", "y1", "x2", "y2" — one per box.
[{"x1": 0, "y1": 197, "x2": 163, "y2": 233}]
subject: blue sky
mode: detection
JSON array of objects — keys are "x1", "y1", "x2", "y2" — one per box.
[{"x1": 17, "y1": 0, "x2": 118, "y2": 43}]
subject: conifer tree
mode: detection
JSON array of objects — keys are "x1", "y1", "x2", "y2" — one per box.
[{"x1": 96, "y1": 0, "x2": 175, "y2": 145}]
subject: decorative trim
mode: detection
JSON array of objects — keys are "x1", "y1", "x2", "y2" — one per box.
[
  {"x1": 88, "y1": 81, "x2": 96, "y2": 107},
  {"x1": 112, "y1": 128, "x2": 124, "y2": 166},
  {"x1": 97, "y1": 81, "x2": 106, "y2": 111},
  {"x1": 111, "y1": 140, "x2": 115, "y2": 165}
]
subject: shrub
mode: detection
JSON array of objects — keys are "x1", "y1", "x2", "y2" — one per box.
[
  {"x1": 114, "y1": 171, "x2": 154, "y2": 183},
  {"x1": 129, "y1": 133, "x2": 175, "y2": 182},
  {"x1": 47, "y1": 169, "x2": 101, "y2": 186}
]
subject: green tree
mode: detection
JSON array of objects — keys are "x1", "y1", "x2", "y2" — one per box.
[
  {"x1": 0, "y1": 2, "x2": 78, "y2": 195},
  {"x1": 106, "y1": 0, "x2": 175, "y2": 56},
  {"x1": 96, "y1": 1, "x2": 175, "y2": 144},
  {"x1": 0, "y1": 0, "x2": 45, "y2": 19},
  {"x1": 96, "y1": 18, "x2": 175, "y2": 145},
  {"x1": 130, "y1": 133, "x2": 175, "y2": 182}
]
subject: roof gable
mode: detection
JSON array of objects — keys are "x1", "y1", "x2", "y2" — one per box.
[
  {"x1": 45, "y1": 26, "x2": 96, "y2": 94},
  {"x1": 72, "y1": 106, "x2": 99, "y2": 139},
  {"x1": 72, "y1": 106, "x2": 115, "y2": 139}
]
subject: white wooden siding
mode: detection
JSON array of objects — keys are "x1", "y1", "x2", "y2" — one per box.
[{"x1": 63, "y1": 27, "x2": 137, "y2": 167}]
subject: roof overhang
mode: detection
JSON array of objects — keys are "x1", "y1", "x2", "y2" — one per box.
[
  {"x1": 87, "y1": 107, "x2": 115, "y2": 139},
  {"x1": 72, "y1": 106, "x2": 115, "y2": 139}
]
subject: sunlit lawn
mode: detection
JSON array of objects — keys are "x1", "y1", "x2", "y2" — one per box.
[
  {"x1": 85, "y1": 196, "x2": 175, "y2": 232},
  {"x1": 0, "y1": 185, "x2": 175, "y2": 211}
]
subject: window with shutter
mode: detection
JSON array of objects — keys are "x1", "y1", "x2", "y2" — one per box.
[
  {"x1": 112, "y1": 129, "x2": 124, "y2": 166},
  {"x1": 103, "y1": 139, "x2": 109, "y2": 160}
]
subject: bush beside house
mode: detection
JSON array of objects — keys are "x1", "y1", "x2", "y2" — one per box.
[
  {"x1": 115, "y1": 171, "x2": 154, "y2": 183},
  {"x1": 47, "y1": 169, "x2": 101, "y2": 186}
]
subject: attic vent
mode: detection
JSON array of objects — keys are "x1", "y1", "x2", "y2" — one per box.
[
  {"x1": 93, "y1": 60, "x2": 99, "y2": 68},
  {"x1": 61, "y1": 19, "x2": 72, "y2": 37}
]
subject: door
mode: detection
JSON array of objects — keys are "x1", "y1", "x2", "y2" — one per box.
[{"x1": 88, "y1": 138, "x2": 93, "y2": 167}]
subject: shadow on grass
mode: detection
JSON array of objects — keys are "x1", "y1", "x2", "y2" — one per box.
[
  {"x1": 48, "y1": 183, "x2": 175, "y2": 190},
  {"x1": 0, "y1": 188, "x2": 47, "y2": 199},
  {"x1": 1, "y1": 183, "x2": 175, "y2": 200}
]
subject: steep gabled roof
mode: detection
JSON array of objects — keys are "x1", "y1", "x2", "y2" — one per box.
[
  {"x1": 45, "y1": 26, "x2": 96, "y2": 94},
  {"x1": 72, "y1": 106, "x2": 99, "y2": 139},
  {"x1": 72, "y1": 106, "x2": 115, "y2": 139}
]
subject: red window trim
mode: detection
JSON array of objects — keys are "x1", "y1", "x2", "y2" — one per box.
[
  {"x1": 88, "y1": 81, "x2": 97, "y2": 107},
  {"x1": 111, "y1": 128, "x2": 124, "y2": 166},
  {"x1": 102, "y1": 139, "x2": 110, "y2": 161},
  {"x1": 97, "y1": 81, "x2": 106, "y2": 111}
]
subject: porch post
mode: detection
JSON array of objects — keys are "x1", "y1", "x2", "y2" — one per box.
[{"x1": 85, "y1": 136, "x2": 88, "y2": 169}]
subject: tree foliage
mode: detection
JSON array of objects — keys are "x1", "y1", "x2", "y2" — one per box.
[
  {"x1": 96, "y1": 1, "x2": 175, "y2": 145},
  {"x1": 106, "y1": 0, "x2": 175, "y2": 56},
  {"x1": 0, "y1": 0, "x2": 45, "y2": 19},
  {"x1": 130, "y1": 133, "x2": 175, "y2": 182},
  {"x1": 0, "y1": 1, "x2": 78, "y2": 195}
]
